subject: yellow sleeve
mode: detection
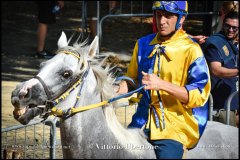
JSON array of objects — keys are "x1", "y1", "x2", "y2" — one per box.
[
  {"x1": 183, "y1": 45, "x2": 211, "y2": 109},
  {"x1": 125, "y1": 41, "x2": 139, "y2": 83},
  {"x1": 184, "y1": 80, "x2": 211, "y2": 108}
]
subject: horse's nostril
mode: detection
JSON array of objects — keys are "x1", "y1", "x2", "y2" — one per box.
[
  {"x1": 11, "y1": 97, "x2": 20, "y2": 107},
  {"x1": 19, "y1": 95, "x2": 24, "y2": 100},
  {"x1": 18, "y1": 89, "x2": 30, "y2": 100},
  {"x1": 19, "y1": 92, "x2": 25, "y2": 100}
]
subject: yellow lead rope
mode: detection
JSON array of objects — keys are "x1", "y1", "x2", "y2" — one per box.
[
  {"x1": 50, "y1": 101, "x2": 109, "y2": 117},
  {"x1": 49, "y1": 96, "x2": 141, "y2": 117}
]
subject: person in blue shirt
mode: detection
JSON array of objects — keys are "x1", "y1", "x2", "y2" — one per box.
[{"x1": 203, "y1": 11, "x2": 239, "y2": 127}]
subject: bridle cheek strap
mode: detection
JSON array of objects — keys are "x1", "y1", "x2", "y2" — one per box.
[{"x1": 34, "y1": 75, "x2": 52, "y2": 100}]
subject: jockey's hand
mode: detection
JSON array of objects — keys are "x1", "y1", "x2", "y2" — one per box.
[
  {"x1": 115, "y1": 80, "x2": 128, "y2": 95},
  {"x1": 142, "y1": 71, "x2": 161, "y2": 90}
]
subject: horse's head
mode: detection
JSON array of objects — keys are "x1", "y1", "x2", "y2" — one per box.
[{"x1": 11, "y1": 32, "x2": 99, "y2": 125}]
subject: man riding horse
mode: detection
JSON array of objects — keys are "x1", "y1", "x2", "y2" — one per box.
[{"x1": 117, "y1": 1, "x2": 211, "y2": 158}]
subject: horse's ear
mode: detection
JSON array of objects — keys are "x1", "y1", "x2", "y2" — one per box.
[
  {"x1": 88, "y1": 36, "x2": 98, "y2": 59},
  {"x1": 57, "y1": 31, "x2": 68, "y2": 48}
]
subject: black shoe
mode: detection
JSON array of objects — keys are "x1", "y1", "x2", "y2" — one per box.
[{"x1": 36, "y1": 50, "x2": 55, "y2": 59}]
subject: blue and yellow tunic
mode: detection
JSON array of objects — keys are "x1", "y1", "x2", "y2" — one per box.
[{"x1": 127, "y1": 29, "x2": 211, "y2": 149}]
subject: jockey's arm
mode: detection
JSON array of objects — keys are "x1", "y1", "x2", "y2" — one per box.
[{"x1": 141, "y1": 71, "x2": 189, "y2": 104}]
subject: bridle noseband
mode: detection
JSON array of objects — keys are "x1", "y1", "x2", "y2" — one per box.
[{"x1": 34, "y1": 75, "x2": 52, "y2": 100}]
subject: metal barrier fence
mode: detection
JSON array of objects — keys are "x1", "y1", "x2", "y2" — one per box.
[
  {"x1": 114, "y1": 100, "x2": 138, "y2": 128},
  {"x1": 226, "y1": 91, "x2": 239, "y2": 125},
  {"x1": 1, "y1": 118, "x2": 62, "y2": 159},
  {"x1": 208, "y1": 91, "x2": 239, "y2": 123},
  {"x1": 97, "y1": 11, "x2": 218, "y2": 54},
  {"x1": 1, "y1": 104, "x2": 136, "y2": 159},
  {"x1": 91, "y1": 1, "x2": 219, "y2": 54},
  {"x1": 208, "y1": 93, "x2": 214, "y2": 121},
  {"x1": 77, "y1": 1, "x2": 218, "y2": 54},
  {"x1": 96, "y1": 1, "x2": 152, "y2": 53}
]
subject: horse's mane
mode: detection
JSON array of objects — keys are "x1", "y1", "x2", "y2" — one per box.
[{"x1": 91, "y1": 63, "x2": 151, "y2": 155}]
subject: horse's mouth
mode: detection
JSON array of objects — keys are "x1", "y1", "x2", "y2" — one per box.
[{"x1": 13, "y1": 104, "x2": 37, "y2": 120}]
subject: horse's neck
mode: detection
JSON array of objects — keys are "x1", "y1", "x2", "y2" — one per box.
[
  {"x1": 58, "y1": 68, "x2": 155, "y2": 159},
  {"x1": 57, "y1": 69, "x2": 116, "y2": 157}
]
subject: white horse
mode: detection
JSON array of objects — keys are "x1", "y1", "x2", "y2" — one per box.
[{"x1": 11, "y1": 32, "x2": 238, "y2": 159}]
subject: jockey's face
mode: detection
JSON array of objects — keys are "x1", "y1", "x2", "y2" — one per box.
[
  {"x1": 155, "y1": 10, "x2": 185, "y2": 40},
  {"x1": 223, "y1": 18, "x2": 239, "y2": 41}
]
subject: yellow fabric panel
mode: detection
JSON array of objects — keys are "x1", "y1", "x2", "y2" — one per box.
[
  {"x1": 150, "y1": 101, "x2": 200, "y2": 148},
  {"x1": 183, "y1": 82, "x2": 211, "y2": 109},
  {"x1": 125, "y1": 42, "x2": 138, "y2": 84}
]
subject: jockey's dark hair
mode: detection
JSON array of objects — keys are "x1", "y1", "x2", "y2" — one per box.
[{"x1": 223, "y1": 11, "x2": 239, "y2": 23}]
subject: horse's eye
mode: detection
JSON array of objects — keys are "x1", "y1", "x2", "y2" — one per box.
[{"x1": 62, "y1": 71, "x2": 72, "y2": 79}]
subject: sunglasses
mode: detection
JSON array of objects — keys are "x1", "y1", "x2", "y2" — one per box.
[{"x1": 224, "y1": 23, "x2": 239, "y2": 32}]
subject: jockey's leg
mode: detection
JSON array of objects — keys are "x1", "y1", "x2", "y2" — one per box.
[{"x1": 150, "y1": 139, "x2": 185, "y2": 159}]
